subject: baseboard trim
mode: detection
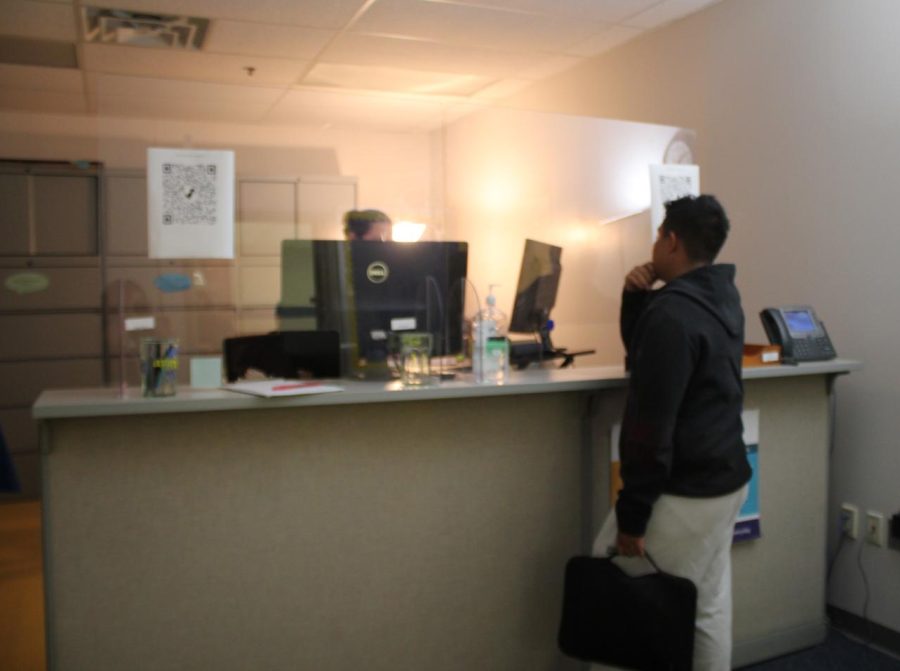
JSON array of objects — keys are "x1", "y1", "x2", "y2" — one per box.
[
  {"x1": 733, "y1": 620, "x2": 827, "y2": 668},
  {"x1": 827, "y1": 605, "x2": 900, "y2": 658}
]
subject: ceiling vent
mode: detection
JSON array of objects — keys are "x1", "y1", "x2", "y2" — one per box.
[{"x1": 81, "y1": 6, "x2": 209, "y2": 50}]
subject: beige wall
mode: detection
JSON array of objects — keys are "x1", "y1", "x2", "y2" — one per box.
[
  {"x1": 442, "y1": 105, "x2": 681, "y2": 362},
  {"x1": 504, "y1": 0, "x2": 900, "y2": 635}
]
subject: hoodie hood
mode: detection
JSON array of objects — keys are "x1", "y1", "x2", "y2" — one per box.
[{"x1": 660, "y1": 264, "x2": 743, "y2": 337}]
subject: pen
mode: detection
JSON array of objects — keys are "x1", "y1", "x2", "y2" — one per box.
[
  {"x1": 150, "y1": 341, "x2": 161, "y2": 392},
  {"x1": 161, "y1": 343, "x2": 178, "y2": 391},
  {"x1": 272, "y1": 382, "x2": 321, "y2": 391}
]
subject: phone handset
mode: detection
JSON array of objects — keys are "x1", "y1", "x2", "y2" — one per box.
[
  {"x1": 760, "y1": 306, "x2": 836, "y2": 363},
  {"x1": 760, "y1": 309, "x2": 795, "y2": 360}
]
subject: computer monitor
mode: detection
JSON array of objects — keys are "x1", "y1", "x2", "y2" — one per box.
[
  {"x1": 509, "y1": 239, "x2": 562, "y2": 334},
  {"x1": 278, "y1": 240, "x2": 468, "y2": 377}
]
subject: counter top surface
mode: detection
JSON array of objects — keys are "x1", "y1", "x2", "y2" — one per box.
[{"x1": 33, "y1": 359, "x2": 862, "y2": 420}]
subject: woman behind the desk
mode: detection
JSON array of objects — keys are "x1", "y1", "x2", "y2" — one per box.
[{"x1": 344, "y1": 209, "x2": 392, "y2": 241}]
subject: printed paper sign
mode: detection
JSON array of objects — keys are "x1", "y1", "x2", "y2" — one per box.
[
  {"x1": 147, "y1": 148, "x2": 234, "y2": 259},
  {"x1": 649, "y1": 164, "x2": 700, "y2": 237}
]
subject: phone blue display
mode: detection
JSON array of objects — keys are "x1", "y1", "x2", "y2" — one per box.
[{"x1": 784, "y1": 310, "x2": 817, "y2": 334}]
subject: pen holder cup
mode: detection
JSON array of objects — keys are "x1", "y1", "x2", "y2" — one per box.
[
  {"x1": 398, "y1": 332, "x2": 432, "y2": 387},
  {"x1": 140, "y1": 337, "x2": 179, "y2": 397}
]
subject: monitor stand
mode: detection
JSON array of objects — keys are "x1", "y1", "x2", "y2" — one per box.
[{"x1": 509, "y1": 326, "x2": 595, "y2": 370}]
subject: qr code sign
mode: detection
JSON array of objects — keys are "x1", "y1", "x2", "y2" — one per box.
[
  {"x1": 161, "y1": 163, "x2": 217, "y2": 225},
  {"x1": 659, "y1": 174, "x2": 695, "y2": 204}
]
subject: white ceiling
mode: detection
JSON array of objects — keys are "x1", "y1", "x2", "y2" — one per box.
[{"x1": 0, "y1": 0, "x2": 720, "y2": 131}]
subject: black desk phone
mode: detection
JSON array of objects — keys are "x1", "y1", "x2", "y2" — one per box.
[{"x1": 760, "y1": 306, "x2": 836, "y2": 363}]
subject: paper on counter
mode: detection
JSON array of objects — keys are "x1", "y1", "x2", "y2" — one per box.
[{"x1": 222, "y1": 379, "x2": 343, "y2": 398}]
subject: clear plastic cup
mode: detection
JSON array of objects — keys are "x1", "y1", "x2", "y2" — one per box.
[{"x1": 398, "y1": 332, "x2": 432, "y2": 386}]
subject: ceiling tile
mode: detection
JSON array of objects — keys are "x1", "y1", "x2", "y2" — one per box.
[
  {"x1": 304, "y1": 62, "x2": 491, "y2": 96},
  {"x1": 0, "y1": 63, "x2": 83, "y2": 92},
  {"x1": 0, "y1": 0, "x2": 717, "y2": 126},
  {"x1": 263, "y1": 88, "x2": 449, "y2": 131},
  {"x1": 323, "y1": 33, "x2": 543, "y2": 79},
  {"x1": 624, "y1": 0, "x2": 720, "y2": 30},
  {"x1": 515, "y1": 55, "x2": 581, "y2": 81},
  {"x1": 1, "y1": 0, "x2": 78, "y2": 41},
  {"x1": 430, "y1": 0, "x2": 662, "y2": 24},
  {"x1": 0, "y1": 89, "x2": 87, "y2": 114},
  {"x1": 351, "y1": 0, "x2": 602, "y2": 53},
  {"x1": 470, "y1": 77, "x2": 531, "y2": 101},
  {"x1": 89, "y1": 94, "x2": 272, "y2": 123},
  {"x1": 0, "y1": 35, "x2": 77, "y2": 68},
  {"x1": 86, "y1": 73, "x2": 285, "y2": 105},
  {"x1": 565, "y1": 25, "x2": 644, "y2": 58},
  {"x1": 81, "y1": 43, "x2": 309, "y2": 87},
  {"x1": 87, "y1": 0, "x2": 367, "y2": 30},
  {"x1": 204, "y1": 20, "x2": 334, "y2": 60}
]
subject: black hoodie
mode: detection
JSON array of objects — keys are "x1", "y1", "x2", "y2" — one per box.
[{"x1": 615, "y1": 264, "x2": 752, "y2": 537}]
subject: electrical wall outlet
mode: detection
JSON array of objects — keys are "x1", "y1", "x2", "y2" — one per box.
[
  {"x1": 841, "y1": 503, "x2": 859, "y2": 539},
  {"x1": 866, "y1": 511, "x2": 885, "y2": 547}
]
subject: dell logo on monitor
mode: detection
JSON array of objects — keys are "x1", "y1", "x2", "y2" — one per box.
[{"x1": 366, "y1": 261, "x2": 389, "y2": 284}]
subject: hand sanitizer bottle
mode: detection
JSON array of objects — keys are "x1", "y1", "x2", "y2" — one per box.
[{"x1": 472, "y1": 285, "x2": 509, "y2": 384}]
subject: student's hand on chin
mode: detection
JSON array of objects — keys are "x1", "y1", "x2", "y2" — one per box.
[{"x1": 624, "y1": 262, "x2": 658, "y2": 292}]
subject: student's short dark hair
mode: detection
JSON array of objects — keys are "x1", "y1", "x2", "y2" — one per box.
[
  {"x1": 661, "y1": 194, "x2": 729, "y2": 263},
  {"x1": 344, "y1": 209, "x2": 391, "y2": 239}
]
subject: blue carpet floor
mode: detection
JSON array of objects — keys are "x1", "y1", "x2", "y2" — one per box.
[{"x1": 742, "y1": 628, "x2": 900, "y2": 670}]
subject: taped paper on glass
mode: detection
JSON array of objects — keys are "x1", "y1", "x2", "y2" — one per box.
[
  {"x1": 147, "y1": 148, "x2": 234, "y2": 259},
  {"x1": 649, "y1": 164, "x2": 700, "y2": 236}
]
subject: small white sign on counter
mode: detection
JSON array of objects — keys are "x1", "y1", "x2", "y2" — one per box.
[{"x1": 124, "y1": 316, "x2": 155, "y2": 331}]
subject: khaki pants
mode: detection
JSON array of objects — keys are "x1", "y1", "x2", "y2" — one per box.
[{"x1": 590, "y1": 485, "x2": 748, "y2": 671}]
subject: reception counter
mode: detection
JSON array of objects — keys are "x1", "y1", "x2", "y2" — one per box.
[{"x1": 34, "y1": 360, "x2": 860, "y2": 671}]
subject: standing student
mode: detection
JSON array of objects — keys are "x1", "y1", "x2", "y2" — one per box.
[
  {"x1": 343, "y1": 209, "x2": 392, "y2": 241},
  {"x1": 593, "y1": 195, "x2": 751, "y2": 671}
]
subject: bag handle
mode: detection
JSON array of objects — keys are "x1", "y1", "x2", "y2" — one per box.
[{"x1": 606, "y1": 547, "x2": 664, "y2": 573}]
